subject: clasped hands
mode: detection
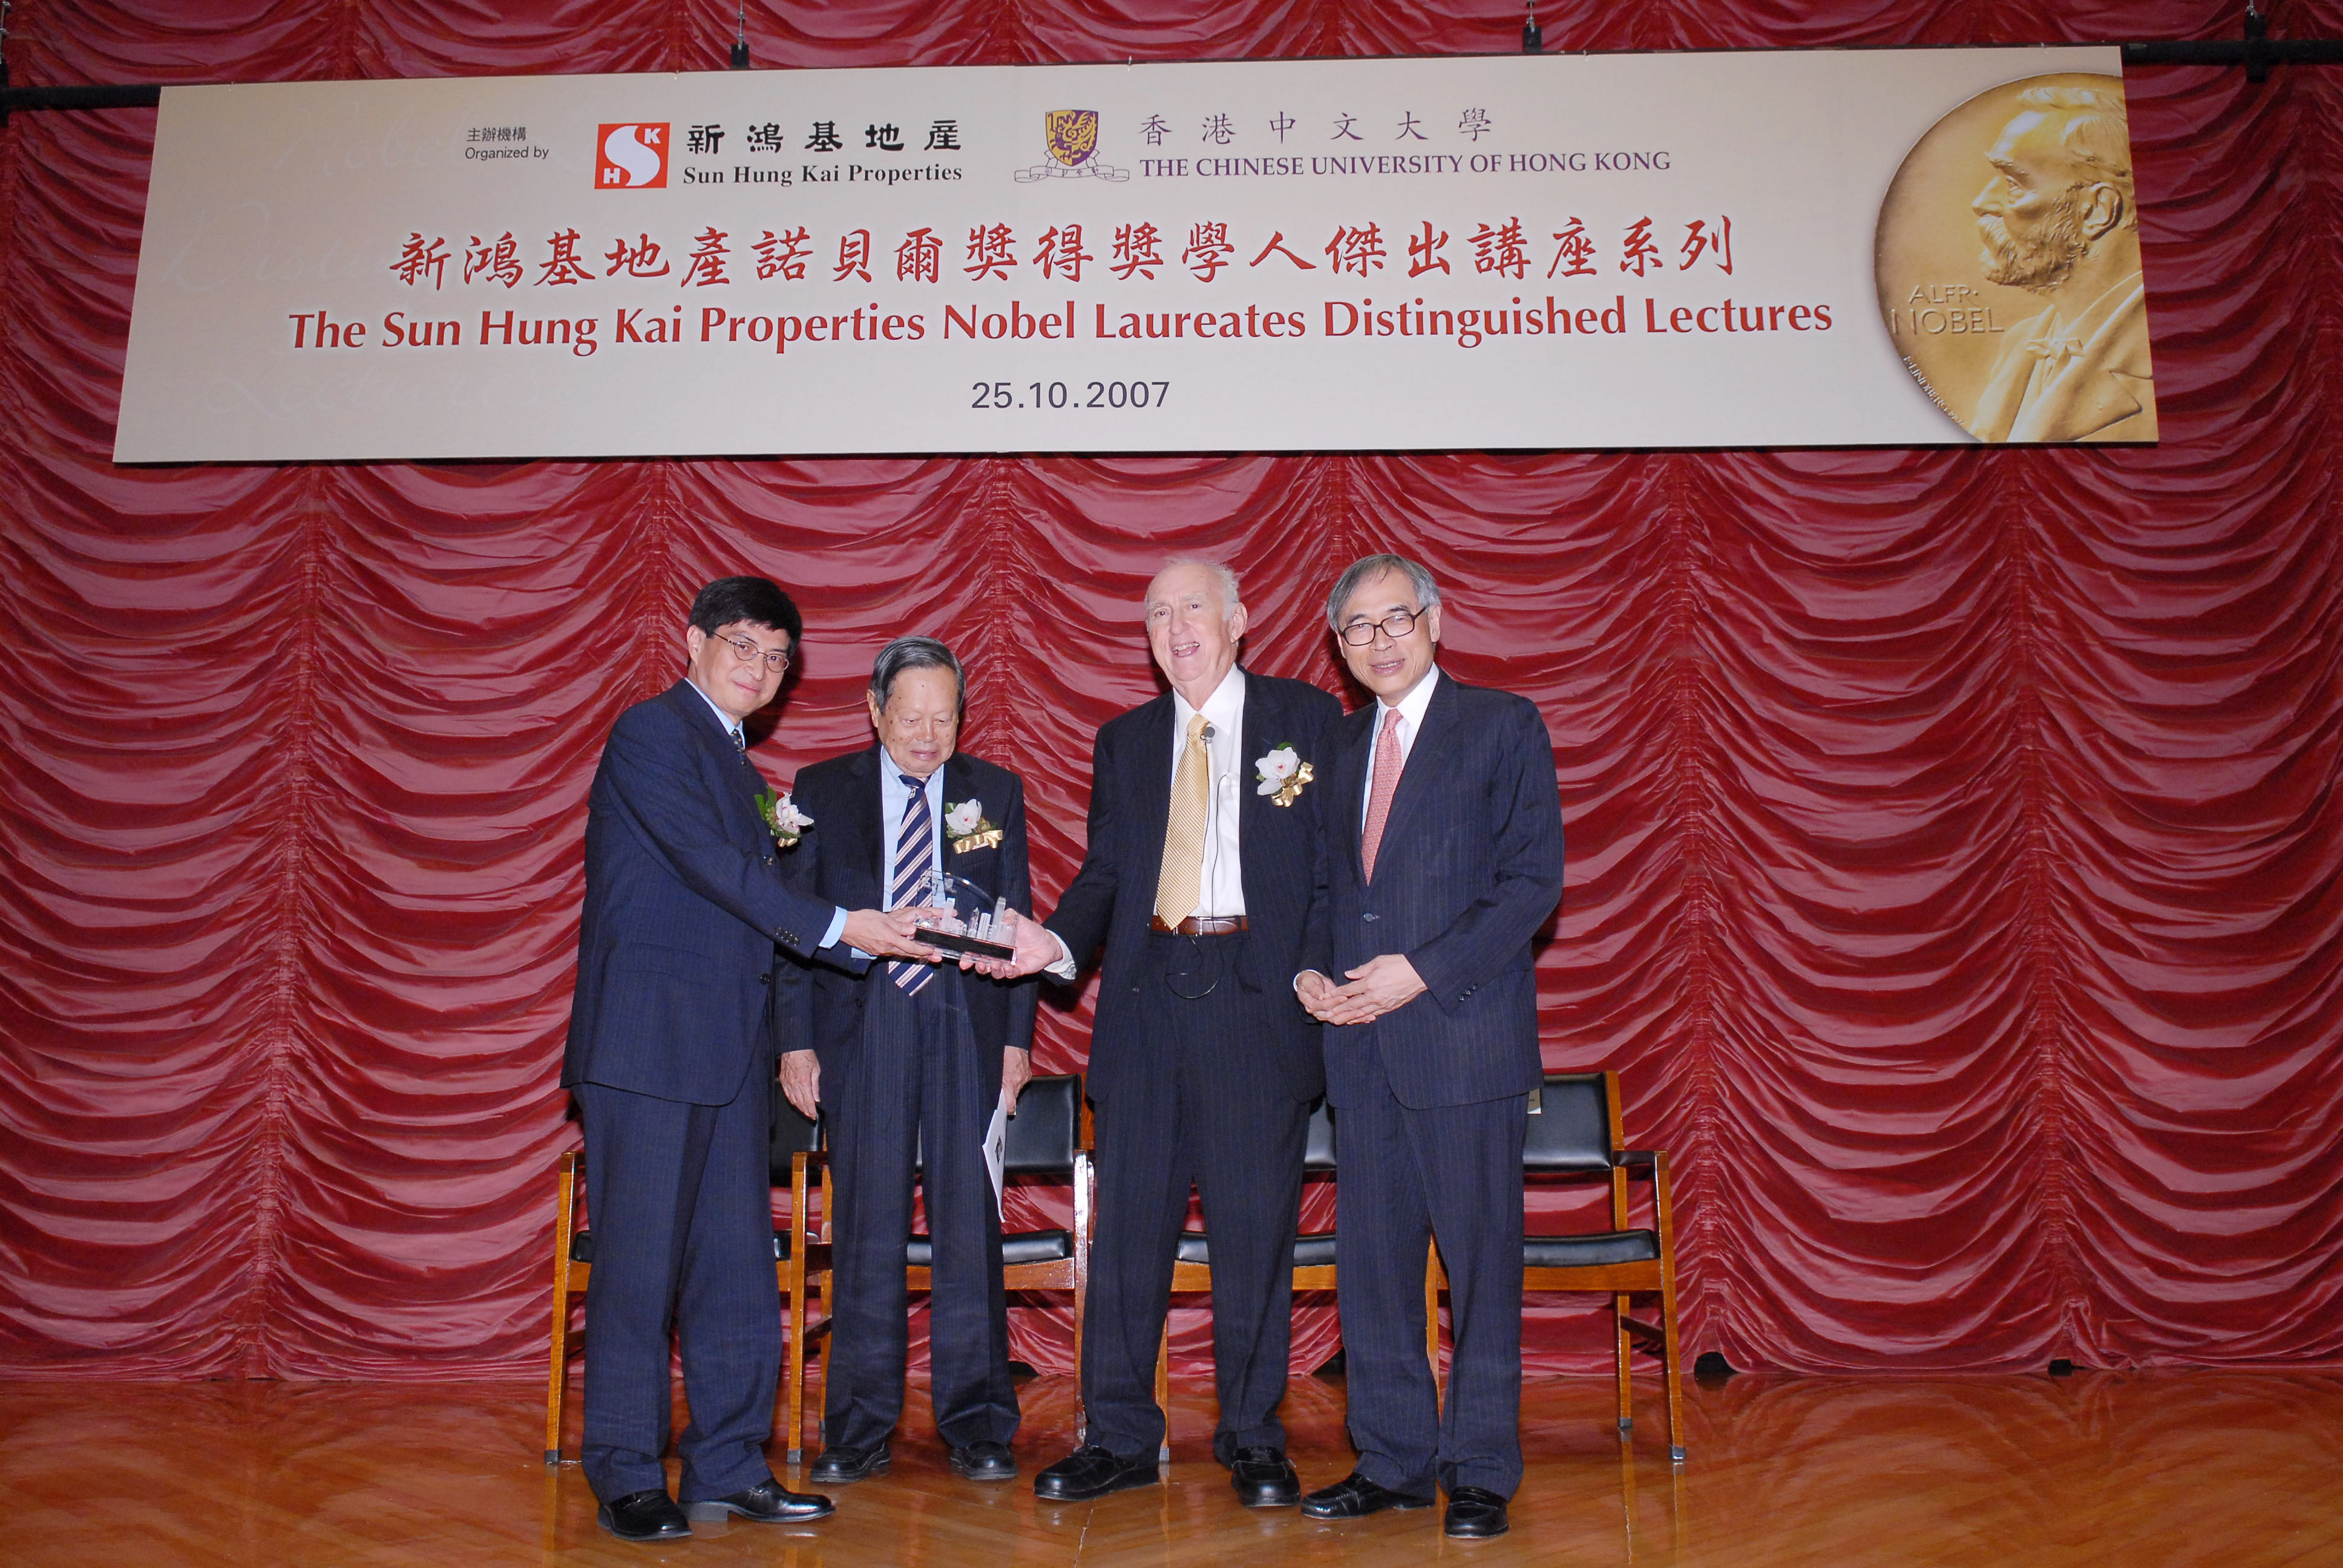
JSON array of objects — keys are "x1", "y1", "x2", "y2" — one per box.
[{"x1": 1295, "y1": 954, "x2": 1426, "y2": 1025}]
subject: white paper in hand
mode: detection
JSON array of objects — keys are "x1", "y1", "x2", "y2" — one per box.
[{"x1": 983, "y1": 1100, "x2": 1008, "y2": 1220}]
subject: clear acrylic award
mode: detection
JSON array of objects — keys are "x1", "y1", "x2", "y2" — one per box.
[{"x1": 902, "y1": 866, "x2": 1017, "y2": 960}]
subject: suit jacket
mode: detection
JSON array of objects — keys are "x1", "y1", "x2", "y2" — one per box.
[
  {"x1": 562, "y1": 679, "x2": 865, "y2": 1106},
  {"x1": 1305, "y1": 673, "x2": 1565, "y2": 1111},
  {"x1": 1048, "y1": 671, "x2": 1343, "y2": 1106},
  {"x1": 780, "y1": 746, "x2": 1039, "y2": 1071}
]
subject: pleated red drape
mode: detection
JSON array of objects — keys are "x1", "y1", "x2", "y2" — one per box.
[{"x1": 2, "y1": 2, "x2": 2339, "y2": 1382}]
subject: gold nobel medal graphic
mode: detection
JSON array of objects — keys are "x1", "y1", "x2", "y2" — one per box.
[{"x1": 1875, "y1": 73, "x2": 2157, "y2": 443}]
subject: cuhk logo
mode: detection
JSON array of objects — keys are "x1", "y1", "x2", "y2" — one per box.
[{"x1": 596, "y1": 123, "x2": 669, "y2": 189}]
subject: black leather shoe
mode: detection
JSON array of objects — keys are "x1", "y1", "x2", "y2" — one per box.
[
  {"x1": 1228, "y1": 1446, "x2": 1302, "y2": 1507},
  {"x1": 597, "y1": 1488, "x2": 691, "y2": 1542},
  {"x1": 949, "y1": 1440, "x2": 1018, "y2": 1481},
  {"x1": 1300, "y1": 1471, "x2": 1435, "y2": 1519},
  {"x1": 1444, "y1": 1486, "x2": 1510, "y2": 1539},
  {"x1": 808, "y1": 1443, "x2": 891, "y2": 1484},
  {"x1": 1032, "y1": 1444, "x2": 1159, "y2": 1501},
  {"x1": 683, "y1": 1474, "x2": 834, "y2": 1524}
]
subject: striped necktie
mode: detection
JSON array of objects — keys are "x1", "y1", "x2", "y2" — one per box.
[{"x1": 889, "y1": 773, "x2": 936, "y2": 996}]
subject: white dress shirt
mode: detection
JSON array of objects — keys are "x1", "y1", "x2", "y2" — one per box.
[
  {"x1": 1042, "y1": 664, "x2": 1253, "y2": 981},
  {"x1": 1172, "y1": 665, "x2": 1249, "y2": 921},
  {"x1": 1361, "y1": 665, "x2": 1443, "y2": 829},
  {"x1": 687, "y1": 676, "x2": 850, "y2": 952}
]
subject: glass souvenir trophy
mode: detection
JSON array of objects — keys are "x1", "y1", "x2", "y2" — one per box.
[{"x1": 902, "y1": 866, "x2": 1017, "y2": 961}]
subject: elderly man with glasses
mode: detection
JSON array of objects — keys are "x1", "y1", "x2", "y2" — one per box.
[
  {"x1": 777, "y1": 635, "x2": 1037, "y2": 1489},
  {"x1": 1293, "y1": 553, "x2": 1565, "y2": 1542},
  {"x1": 561, "y1": 576, "x2": 939, "y2": 1544}
]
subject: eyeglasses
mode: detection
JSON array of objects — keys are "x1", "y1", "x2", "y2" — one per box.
[
  {"x1": 1338, "y1": 609, "x2": 1421, "y2": 647},
  {"x1": 708, "y1": 630, "x2": 792, "y2": 674}
]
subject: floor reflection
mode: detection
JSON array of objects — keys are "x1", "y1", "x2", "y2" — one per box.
[{"x1": 4, "y1": 1368, "x2": 2339, "y2": 1565}]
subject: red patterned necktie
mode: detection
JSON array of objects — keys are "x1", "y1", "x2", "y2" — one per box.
[{"x1": 1361, "y1": 707, "x2": 1404, "y2": 882}]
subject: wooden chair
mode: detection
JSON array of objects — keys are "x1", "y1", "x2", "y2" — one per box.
[
  {"x1": 1152, "y1": 1099, "x2": 1339, "y2": 1461},
  {"x1": 541, "y1": 1081, "x2": 827, "y2": 1465},
  {"x1": 1425, "y1": 1070, "x2": 1686, "y2": 1460},
  {"x1": 793, "y1": 1073, "x2": 1093, "y2": 1459}
]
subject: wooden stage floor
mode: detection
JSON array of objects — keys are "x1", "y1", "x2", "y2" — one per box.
[{"x1": 5, "y1": 1368, "x2": 2338, "y2": 1566}]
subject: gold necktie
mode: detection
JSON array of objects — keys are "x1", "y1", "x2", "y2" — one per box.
[{"x1": 1154, "y1": 712, "x2": 1211, "y2": 926}]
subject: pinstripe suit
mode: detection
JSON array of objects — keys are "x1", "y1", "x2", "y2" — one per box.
[
  {"x1": 561, "y1": 679, "x2": 867, "y2": 1504},
  {"x1": 1304, "y1": 672, "x2": 1565, "y2": 1498},
  {"x1": 784, "y1": 747, "x2": 1037, "y2": 1452},
  {"x1": 1047, "y1": 671, "x2": 1342, "y2": 1462}
]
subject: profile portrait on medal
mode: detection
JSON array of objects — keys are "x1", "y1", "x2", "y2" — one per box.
[{"x1": 1876, "y1": 72, "x2": 2155, "y2": 444}]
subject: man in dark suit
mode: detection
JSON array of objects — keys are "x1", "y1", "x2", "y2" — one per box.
[
  {"x1": 561, "y1": 576, "x2": 941, "y2": 1544},
  {"x1": 987, "y1": 559, "x2": 1341, "y2": 1507},
  {"x1": 1294, "y1": 553, "x2": 1565, "y2": 1541},
  {"x1": 776, "y1": 636, "x2": 1037, "y2": 1486}
]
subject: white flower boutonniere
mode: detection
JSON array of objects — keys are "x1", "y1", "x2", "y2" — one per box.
[
  {"x1": 945, "y1": 799, "x2": 1003, "y2": 854},
  {"x1": 1254, "y1": 743, "x2": 1316, "y2": 808},
  {"x1": 756, "y1": 786, "x2": 813, "y2": 849}
]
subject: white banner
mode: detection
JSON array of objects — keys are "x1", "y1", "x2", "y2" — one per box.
[{"x1": 115, "y1": 47, "x2": 2151, "y2": 462}]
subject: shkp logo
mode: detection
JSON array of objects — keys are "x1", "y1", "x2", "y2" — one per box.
[{"x1": 595, "y1": 123, "x2": 669, "y2": 188}]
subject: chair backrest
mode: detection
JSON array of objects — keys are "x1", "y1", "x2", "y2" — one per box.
[
  {"x1": 1002, "y1": 1073, "x2": 1080, "y2": 1175},
  {"x1": 1303, "y1": 1099, "x2": 1337, "y2": 1172},
  {"x1": 769, "y1": 1079, "x2": 823, "y2": 1184},
  {"x1": 1522, "y1": 1072, "x2": 1616, "y2": 1172}
]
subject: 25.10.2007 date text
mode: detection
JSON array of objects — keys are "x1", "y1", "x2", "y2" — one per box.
[{"x1": 970, "y1": 381, "x2": 1170, "y2": 411}]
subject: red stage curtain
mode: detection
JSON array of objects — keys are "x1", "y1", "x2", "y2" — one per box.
[{"x1": 3, "y1": 2, "x2": 2341, "y2": 1381}]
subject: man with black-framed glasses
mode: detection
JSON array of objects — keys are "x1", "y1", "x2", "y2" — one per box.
[
  {"x1": 1293, "y1": 552, "x2": 1565, "y2": 1542},
  {"x1": 561, "y1": 575, "x2": 941, "y2": 1543}
]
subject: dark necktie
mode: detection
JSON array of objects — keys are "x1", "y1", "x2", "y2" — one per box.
[{"x1": 888, "y1": 774, "x2": 935, "y2": 996}]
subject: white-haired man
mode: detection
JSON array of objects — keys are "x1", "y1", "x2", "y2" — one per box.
[
  {"x1": 986, "y1": 559, "x2": 1341, "y2": 1508},
  {"x1": 1967, "y1": 81, "x2": 2155, "y2": 442}
]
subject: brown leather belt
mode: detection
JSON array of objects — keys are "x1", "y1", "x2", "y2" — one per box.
[{"x1": 1150, "y1": 914, "x2": 1248, "y2": 936}]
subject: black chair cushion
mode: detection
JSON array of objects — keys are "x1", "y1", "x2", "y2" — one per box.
[
  {"x1": 571, "y1": 1229, "x2": 791, "y2": 1264},
  {"x1": 1522, "y1": 1073, "x2": 1616, "y2": 1172},
  {"x1": 1175, "y1": 1232, "x2": 1338, "y2": 1269},
  {"x1": 768, "y1": 1080, "x2": 823, "y2": 1174},
  {"x1": 1522, "y1": 1229, "x2": 1659, "y2": 1270},
  {"x1": 1001, "y1": 1229, "x2": 1074, "y2": 1266},
  {"x1": 1303, "y1": 1102, "x2": 1337, "y2": 1171},
  {"x1": 1291, "y1": 1232, "x2": 1337, "y2": 1269},
  {"x1": 905, "y1": 1229, "x2": 1072, "y2": 1268},
  {"x1": 1001, "y1": 1074, "x2": 1080, "y2": 1174}
]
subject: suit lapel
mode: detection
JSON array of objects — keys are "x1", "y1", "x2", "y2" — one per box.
[
  {"x1": 846, "y1": 746, "x2": 886, "y2": 893},
  {"x1": 669, "y1": 681, "x2": 761, "y2": 844},
  {"x1": 942, "y1": 752, "x2": 975, "y2": 873},
  {"x1": 1131, "y1": 692, "x2": 1176, "y2": 871},
  {"x1": 1236, "y1": 673, "x2": 1271, "y2": 905},
  {"x1": 1369, "y1": 671, "x2": 1457, "y2": 872},
  {"x1": 1334, "y1": 703, "x2": 1375, "y2": 885}
]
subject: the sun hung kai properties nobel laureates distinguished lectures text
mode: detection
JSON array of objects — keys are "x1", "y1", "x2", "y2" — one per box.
[{"x1": 116, "y1": 47, "x2": 2146, "y2": 460}]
